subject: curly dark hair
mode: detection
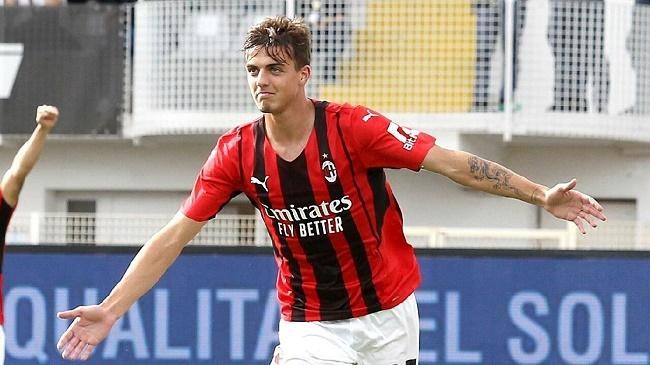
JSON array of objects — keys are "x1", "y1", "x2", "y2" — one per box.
[{"x1": 243, "y1": 16, "x2": 311, "y2": 69}]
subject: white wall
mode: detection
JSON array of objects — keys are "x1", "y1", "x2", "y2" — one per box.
[
  {"x1": 388, "y1": 135, "x2": 650, "y2": 229},
  {"x1": 0, "y1": 136, "x2": 215, "y2": 216},
  {"x1": 0, "y1": 134, "x2": 647, "y2": 230}
]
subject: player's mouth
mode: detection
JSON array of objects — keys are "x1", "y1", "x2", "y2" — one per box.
[{"x1": 257, "y1": 91, "x2": 274, "y2": 100}]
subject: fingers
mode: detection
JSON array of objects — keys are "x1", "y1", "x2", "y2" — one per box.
[
  {"x1": 35, "y1": 104, "x2": 59, "y2": 125},
  {"x1": 56, "y1": 326, "x2": 75, "y2": 351},
  {"x1": 36, "y1": 104, "x2": 58, "y2": 117},
  {"x1": 61, "y1": 340, "x2": 93, "y2": 361},
  {"x1": 80, "y1": 343, "x2": 96, "y2": 361},
  {"x1": 583, "y1": 204, "x2": 607, "y2": 222},
  {"x1": 57, "y1": 308, "x2": 81, "y2": 320},
  {"x1": 57, "y1": 310, "x2": 81, "y2": 352},
  {"x1": 588, "y1": 196, "x2": 604, "y2": 212},
  {"x1": 69, "y1": 336, "x2": 90, "y2": 360},
  {"x1": 575, "y1": 198, "x2": 607, "y2": 233},
  {"x1": 36, "y1": 104, "x2": 58, "y2": 114},
  {"x1": 579, "y1": 194, "x2": 607, "y2": 222},
  {"x1": 60, "y1": 335, "x2": 81, "y2": 359},
  {"x1": 588, "y1": 197, "x2": 606, "y2": 219},
  {"x1": 559, "y1": 178, "x2": 577, "y2": 193},
  {"x1": 573, "y1": 217, "x2": 586, "y2": 234},
  {"x1": 58, "y1": 324, "x2": 93, "y2": 361},
  {"x1": 578, "y1": 210, "x2": 600, "y2": 228}
]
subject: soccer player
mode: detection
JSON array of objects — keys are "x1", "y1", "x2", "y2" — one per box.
[
  {"x1": 56, "y1": 17, "x2": 606, "y2": 364},
  {"x1": 0, "y1": 105, "x2": 58, "y2": 364}
]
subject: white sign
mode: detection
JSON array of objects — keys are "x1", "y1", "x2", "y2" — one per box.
[{"x1": 0, "y1": 43, "x2": 24, "y2": 99}]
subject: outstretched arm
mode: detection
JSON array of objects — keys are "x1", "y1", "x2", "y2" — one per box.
[
  {"x1": 0, "y1": 105, "x2": 58, "y2": 207},
  {"x1": 57, "y1": 211, "x2": 206, "y2": 361},
  {"x1": 422, "y1": 145, "x2": 606, "y2": 233}
]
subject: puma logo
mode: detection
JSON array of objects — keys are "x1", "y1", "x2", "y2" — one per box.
[
  {"x1": 250, "y1": 176, "x2": 270, "y2": 192},
  {"x1": 362, "y1": 110, "x2": 378, "y2": 122}
]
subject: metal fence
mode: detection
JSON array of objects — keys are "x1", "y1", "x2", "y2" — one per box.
[
  {"x1": 125, "y1": 0, "x2": 650, "y2": 141},
  {"x1": 7, "y1": 212, "x2": 271, "y2": 246},
  {"x1": 7, "y1": 212, "x2": 650, "y2": 250}
]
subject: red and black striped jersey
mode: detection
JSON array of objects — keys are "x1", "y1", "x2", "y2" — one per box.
[
  {"x1": 0, "y1": 190, "x2": 16, "y2": 325},
  {"x1": 183, "y1": 100, "x2": 436, "y2": 321}
]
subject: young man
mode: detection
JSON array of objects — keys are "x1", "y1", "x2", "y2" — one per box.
[
  {"x1": 0, "y1": 105, "x2": 58, "y2": 364},
  {"x1": 56, "y1": 17, "x2": 606, "y2": 364}
]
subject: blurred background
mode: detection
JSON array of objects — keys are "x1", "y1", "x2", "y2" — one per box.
[
  {"x1": 1, "y1": 0, "x2": 650, "y2": 364},
  {"x1": 2, "y1": 0, "x2": 649, "y2": 250}
]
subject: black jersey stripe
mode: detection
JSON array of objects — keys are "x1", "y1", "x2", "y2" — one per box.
[
  {"x1": 0, "y1": 197, "x2": 13, "y2": 272},
  {"x1": 276, "y1": 155, "x2": 352, "y2": 319},
  {"x1": 252, "y1": 121, "x2": 306, "y2": 321},
  {"x1": 334, "y1": 113, "x2": 382, "y2": 244},
  {"x1": 275, "y1": 143, "x2": 352, "y2": 320},
  {"x1": 366, "y1": 168, "x2": 389, "y2": 240},
  {"x1": 236, "y1": 128, "x2": 246, "y2": 191},
  {"x1": 240, "y1": 126, "x2": 281, "y2": 257},
  {"x1": 314, "y1": 102, "x2": 381, "y2": 313}
]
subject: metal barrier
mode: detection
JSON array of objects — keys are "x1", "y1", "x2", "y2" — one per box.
[
  {"x1": 125, "y1": 0, "x2": 650, "y2": 141},
  {"x1": 404, "y1": 225, "x2": 576, "y2": 249},
  {"x1": 7, "y1": 212, "x2": 649, "y2": 250},
  {"x1": 6, "y1": 212, "x2": 270, "y2": 246}
]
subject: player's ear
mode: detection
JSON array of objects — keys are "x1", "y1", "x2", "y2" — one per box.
[{"x1": 299, "y1": 65, "x2": 311, "y2": 84}]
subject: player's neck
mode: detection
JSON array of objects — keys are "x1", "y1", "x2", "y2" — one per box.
[
  {"x1": 265, "y1": 98, "x2": 314, "y2": 143},
  {"x1": 264, "y1": 98, "x2": 315, "y2": 161}
]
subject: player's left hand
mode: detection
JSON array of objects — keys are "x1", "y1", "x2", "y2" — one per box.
[
  {"x1": 35, "y1": 104, "x2": 59, "y2": 131},
  {"x1": 544, "y1": 179, "x2": 607, "y2": 234}
]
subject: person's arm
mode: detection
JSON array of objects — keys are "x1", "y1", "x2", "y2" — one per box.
[
  {"x1": 0, "y1": 105, "x2": 58, "y2": 207},
  {"x1": 422, "y1": 145, "x2": 606, "y2": 233},
  {"x1": 57, "y1": 211, "x2": 206, "y2": 361}
]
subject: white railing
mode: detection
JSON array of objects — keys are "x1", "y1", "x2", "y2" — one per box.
[
  {"x1": 6, "y1": 213, "x2": 270, "y2": 247},
  {"x1": 405, "y1": 220, "x2": 650, "y2": 250},
  {"x1": 7, "y1": 212, "x2": 650, "y2": 250},
  {"x1": 404, "y1": 226, "x2": 577, "y2": 250}
]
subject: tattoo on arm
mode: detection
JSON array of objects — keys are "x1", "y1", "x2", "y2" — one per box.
[
  {"x1": 530, "y1": 187, "x2": 544, "y2": 205},
  {"x1": 468, "y1": 156, "x2": 523, "y2": 198}
]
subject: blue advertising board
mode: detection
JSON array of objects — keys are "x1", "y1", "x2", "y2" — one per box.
[{"x1": 4, "y1": 248, "x2": 650, "y2": 364}]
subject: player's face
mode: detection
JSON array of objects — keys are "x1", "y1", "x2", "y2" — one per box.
[{"x1": 245, "y1": 47, "x2": 310, "y2": 114}]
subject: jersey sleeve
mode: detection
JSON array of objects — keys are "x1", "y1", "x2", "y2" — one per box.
[
  {"x1": 181, "y1": 130, "x2": 242, "y2": 222},
  {"x1": 346, "y1": 106, "x2": 436, "y2": 170}
]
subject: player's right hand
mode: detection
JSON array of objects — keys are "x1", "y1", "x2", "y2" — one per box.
[
  {"x1": 57, "y1": 305, "x2": 117, "y2": 361},
  {"x1": 35, "y1": 104, "x2": 59, "y2": 131}
]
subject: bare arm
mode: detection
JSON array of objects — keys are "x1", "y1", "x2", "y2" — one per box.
[
  {"x1": 0, "y1": 105, "x2": 58, "y2": 207},
  {"x1": 422, "y1": 145, "x2": 547, "y2": 203},
  {"x1": 100, "y1": 211, "x2": 205, "y2": 316},
  {"x1": 57, "y1": 211, "x2": 206, "y2": 360},
  {"x1": 422, "y1": 145, "x2": 606, "y2": 232}
]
